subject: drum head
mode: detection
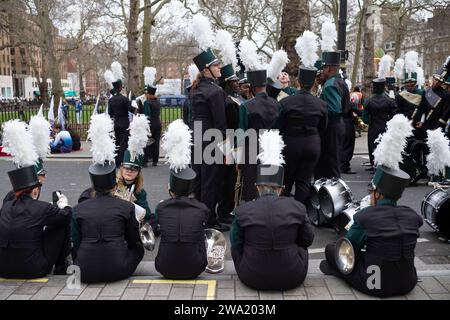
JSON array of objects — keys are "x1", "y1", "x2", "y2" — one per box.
[
  {"x1": 306, "y1": 201, "x2": 321, "y2": 226},
  {"x1": 318, "y1": 187, "x2": 334, "y2": 219},
  {"x1": 436, "y1": 199, "x2": 450, "y2": 239}
]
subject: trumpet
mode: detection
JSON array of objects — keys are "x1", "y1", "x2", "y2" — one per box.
[{"x1": 353, "y1": 112, "x2": 368, "y2": 131}]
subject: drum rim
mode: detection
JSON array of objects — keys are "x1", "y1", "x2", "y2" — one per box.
[{"x1": 318, "y1": 186, "x2": 335, "y2": 219}]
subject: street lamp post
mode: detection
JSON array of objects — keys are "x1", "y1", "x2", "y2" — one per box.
[{"x1": 337, "y1": 0, "x2": 348, "y2": 79}]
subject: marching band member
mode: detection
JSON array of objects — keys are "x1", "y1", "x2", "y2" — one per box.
[
  {"x1": 72, "y1": 113, "x2": 144, "y2": 283},
  {"x1": 155, "y1": 120, "x2": 208, "y2": 280},
  {"x1": 0, "y1": 120, "x2": 72, "y2": 278},
  {"x1": 266, "y1": 50, "x2": 290, "y2": 100},
  {"x1": 231, "y1": 131, "x2": 314, "y2": 291},
  {"x1": 320, "y1": 115, "x2": 423, "y2": 298}
]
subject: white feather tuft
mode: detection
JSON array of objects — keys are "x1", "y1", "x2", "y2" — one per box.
[
  {"x1": 295, "y1": 30, "x2": 319, "y2": 68},
  {"x1": 416, "y1": 67, "x2": 425, "y2": 87},
  {"x1": 267, "y1": 50, "x2": 289, "y2": 81},
  {"x1": 238, "y1": 38, "x2": 264, "y2": 71},
  {"x1": 188, "y1": 64, "x2": 199, "y2": 84},
  {"x1": 426, "y1": 129, "x2": 450, "y2": 176},
  {"x1": 1, "y1": 119, "x2": 39, "y2": 168},
  {"x1": 128, "y1": 114, "x2": 151, "y2": 159},
  {"x1": 111, "y1": 61, "x2": 123, "y2": 82},
  {"x1": 378, "y1": 54, "x2": 393, "y2": 79},
  {"x1": 104, "y1": 70, "x2": 115, "y2": 88},
  {"x1": 161, "y1": 119, "x2": 193, "y2": 172},
  {"x1": 192, "y1": 14, "x2": 215, "y2": 52},
  {"x1": 143, "y1": 67, "x2": 156, "y2": 86},
  {"x1": 320, "y1": 20, "x2": 337, "y2": 52},
  {"x1": 258, "y1": 130, "x2": 285, "y2": 166},
  {"x1": 404, "y1": 51, "x2": 418, "y2": 75},
  {"x1": 373, "y1": 114, "x2": 414, "y2": 170},
  {"x1": 345, "y1": 79, "x2": 352, "y2": 90},
  {"x1": 37, "y1": 104, "x2": 43, "y2": 117},
  {"x1": 87, "y1": 113, "x2": 116, "y2": 165},
  {"x1": 29, "y1": 112, "x2": 51, "y2": 159},
  {"x1": 215, "y1": 29, "x2": 238, "y2": 70},
  {"x1": 394, "y1": 58, "x2": 404, "y2": 80}
]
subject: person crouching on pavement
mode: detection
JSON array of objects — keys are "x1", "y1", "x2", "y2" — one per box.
[
  {"x1": 50, "y1": 123, "x2": 73, "y2": 154},
  {"x1": 155, "y1": 120, "x2": 208, "y2": 280},
  {"x1": 231, "y1": 130, "x2": 314, "y2": 291}
]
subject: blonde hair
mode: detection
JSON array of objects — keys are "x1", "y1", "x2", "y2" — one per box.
[{"x1": 116, "y1": 167, "x2": 144, "y2": 193}]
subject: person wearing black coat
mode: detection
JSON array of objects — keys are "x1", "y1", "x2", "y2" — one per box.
[
  {"x1": 140, "y1": 85, "x2": 162, "y2": 167},
  {"x1": 276, "y1": 66, "x2": 328, "y2": 204},
  {"x1": 0, "y1": 165, "x2": 72, "y2": 278},
  {"x1": 362, "y1": 79, "x2": 398, "y2": 169}
]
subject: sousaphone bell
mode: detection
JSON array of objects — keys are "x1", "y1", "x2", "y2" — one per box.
[
  {"x1": 204, "y1": 228, "x2": 227, "y2": 273},
  {"x1": 334, "y1": 237, "x2": 355, "y2": 275}
]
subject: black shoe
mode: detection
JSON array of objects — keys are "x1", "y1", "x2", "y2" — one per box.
[
  {"x1": 342, "y1": 169, "x2": 357, "y2": 174},
  {"x1": 53, "y1": 261, "x2": 70, "y2": 275},
  {"x1": 206, "y1": 223, "x2": 230, "y2": 232},
  {"x1": 152, "y1": 163, "x2": 158, "y2": 167},
  {"x1": 319, "y1": 260, "x2": 340, "y2": 276},
  {"x1": 218, "y1": 216, "x2": 234, "y2": 225}
]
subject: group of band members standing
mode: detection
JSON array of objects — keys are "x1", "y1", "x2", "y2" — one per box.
[{"x1": 1, "y1": 13, "x2": 450, "y2": 298}]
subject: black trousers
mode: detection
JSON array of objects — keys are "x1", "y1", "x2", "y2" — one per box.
[
  {"x1": 44, "y1": 224, "x2": 72, "y2": 270},
  {"x1": 193, "y1": 162, "x2": 222, "y2": 225},
  {"x1": 315, "y1": 118, "x2": 344, "y2": 179},
  {"x1": 115, "y1": 127, "x2": 129, "y2": 168},
  {"x1": 341, "y1": 118, "x2": 356, "y2": 172},
  {"x1": 148, "y1": 126, "x2": 161, "y2": 165},
  {"x1": 241, "y1": 164, "x2": 258, "y2": 202},
  {"x1": 217, "y1": 164, "x2": 237, "y2": 218},
  {"x1": 282, "y1": 134, "x2": 321, "y2": 205}
]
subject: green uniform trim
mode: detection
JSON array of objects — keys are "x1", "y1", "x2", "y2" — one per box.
[
  {"x1": 239, "y1": 103, "x2": 249, "y2": 131},
  {"x1": 134, "y1": 188, "x2": 152, "y2": 222},
  {"x1": 321, "y1": 75, "x2": 342, "y2": 118},
  {"x1": 283, "y1": 87, "x2": 297, "y2": 95},
  {"x1": 143, "y1": 100, "x2": 151, "y2": 118},
  {"x1": 230, "y1": 217, "x2": 244, "y2": 254}
]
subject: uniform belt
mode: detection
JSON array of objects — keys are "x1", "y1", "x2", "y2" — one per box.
[{"x1": 285, "y1": 127, "x2": 318, "y2": 136}]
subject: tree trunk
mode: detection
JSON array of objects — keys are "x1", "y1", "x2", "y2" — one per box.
[
  {"x1": 362, "y1": 6, "x2": 375, "y2": 98},
  {"x1": 78, "y1": 62, "x2": 86, "y2": 100},
  {"x1": 127, "y1": 0, "x2": 140, "y2": 93},
  {"x1": 393, "y1": 16, "x2": 406, "y2": 61},
  {"x1": 141, "y1": 0, "x2": 153, "y2": 89},
  {"x1": 277, "y1": 0, "x2": 310, "y2": 77},
  {"x1": 351, "y1": 1, "x2": 368, "y2": 87}
]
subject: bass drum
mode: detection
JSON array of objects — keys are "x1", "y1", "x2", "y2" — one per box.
[
  {"x1": 421, "y1": 188, "x2": 450, "y2": 239},
  {"x1": 318, "y1": 178, "x2": 353, "y2": 220},
  {"x1": 306, "y1": 178, "x2": 328, "y2": 226}
]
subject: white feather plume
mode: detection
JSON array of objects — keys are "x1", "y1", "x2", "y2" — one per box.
[
  {"x1": 143, "y1": 67, "x2": 156, "y2": 86},
  {"x1": 188, "y1": 64, "x2": 199, "y2": 84},
  {"x1": 320, "y1": 20, "x2": 337, "y2": 52},
  {"x1": 378, "y1": 54, "x2": 393, "y2": 79},
  {"x1": 128, "y1": 114, "x2": 151, "y2": 159},
  {"x1": 416, "y1": 67, "x2": 425, "y2": 87},
  {"x1": 267, "y1": 50, "x2": 289, "y2": 81},
  {"x1": 215, "y1": 29, "x2": 238, "y2": 70},
  {"x1": 111, "y1": 61, "x2": 123, "y2": 82},
  {"x1": 37, "y1": 104, "x2": 43, "y2": 117},
  {"x1": 87, "y1": 113, "x2": 116, "y2": 165},
  {"x1": 345, "y1": 79, "x2": 352, "y2": 90},
  {"x1": 192, "y1": 14, "x2": 215, "y2": 52},
  {"x1": 161, "y1": 119, "x2": 192, "y2": 172},
  {"x1": 238, "y1": 38, "x2": 264, "y2": 71},
  {"x1": 373, "y1": 114, "x2": 414, "y2": 170},
  {"x1": 295, "y1": 30, "x2": 319, "y2": 68},
  {"x1": 29, "y1": 112, "x2": 51, "y2": 159},
  {"x1": 394, "y1": 58, "x2": 404, "y2": 80},
  {"x1": 426, "y1": 129, "x2": 450, "y2": 176},
  {"x1": 404, "y1": 51, "x2": 418, "y2": 75},
  {"x1": 258, "y1": 130, "x2": 285, "y2": 166},
  {"x1": 104, "y1": 70, "x2": 115, "y2": 88},
  {"x1": 1, "y1": 119, "x2": 39, "y2": 168}
]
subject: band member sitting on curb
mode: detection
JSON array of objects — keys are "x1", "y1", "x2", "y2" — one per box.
[
  {"x1": 72, "y1": 113, "x2": 144, "y2": 283},
  {"x1": 231, "y1": 130, "x2": 314, "y2": 291},
  {"x1": 320, "y1": 115, "x2": 423, "y2": 298},
  {"x1": 155, "y1": 120, "x2": 208, "y2": 280},
  {"x1": 0, "y1": 120, "x2": 72, "y2": 278}
]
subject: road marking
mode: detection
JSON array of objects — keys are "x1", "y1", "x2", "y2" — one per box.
[
  {"x1": 0, "y1": 278, "x2": 48, "y2": 283},
  {"x1": 417, "y1": 238, "x2": 430, "y2": 243},
  {"x1": 132, "y1": 279, "x2": 216, "y2": 300},
  {"x1": 309, "y1": 248, "x2": 325, "y2": 254}
]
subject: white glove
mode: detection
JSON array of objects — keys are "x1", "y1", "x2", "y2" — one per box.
[
  {"x1": 134, "y1": 203, "x2": 146, "y2": 223},
  {"x1": 131, "y1": 100, "x2": 138, "y2": 109},
  {"x1": 360, "y1": 194, "x2": 371, "y2": 209},
  {"x1": 56, "y1": 192, "x2": 69, "y2": 209}
]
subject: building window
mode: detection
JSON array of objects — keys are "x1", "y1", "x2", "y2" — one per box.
[
  {"x1": 10, "y1": 48, "x2": 15, "y2": 55},
  {"x1": 20, "y1": 48, "x2": 25, "y2": 56}
]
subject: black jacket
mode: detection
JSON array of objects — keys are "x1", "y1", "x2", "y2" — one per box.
[
  {"x1": 155, "y1": 197, "x2": 208, "y2": 279},
  {"x1": 0, "y1": 195, "x2": 71, "y2": 278},
  {"x1": 108, "y1": 93, "x2": 132, "y2": 130}
]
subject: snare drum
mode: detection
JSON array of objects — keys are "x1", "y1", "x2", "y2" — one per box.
[
  {"x1": 307, "y1": 178, "x2": 328, "y2": 226},
  {"x1": 333, "y1": 202, "x2": 361, "y2": 235},
  {"x1": 318, "y1": 178, "x2": 353, "y2": 219},
  {"x1": 421, "y1": 188, "x2": 450, "y2": 238}
]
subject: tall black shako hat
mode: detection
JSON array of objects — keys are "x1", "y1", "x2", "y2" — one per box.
[
  {"x1": 2, "y1": 119, "x2": 40, "y2": 192},
  {"x1": 371, "y1": 114, "x2": 414, "y2": 199},
  {"x1": 238, "y1": 39, "x2": 267, "y2": 87},
  {"x1": 87, "y1": 113, "x2": 117, "y2": 192},
  {"x1": 320, "y1": 20, "x2": 339, "y2": 66},
  {"x1": 403, "y1": 51, "x2": 419, "y2": 83},
  {"x1": 122, "y1": 113, "x2": 151, "y2": 169},
  {"x1": 372, "y1": 78, "x2": 386, "y2": 94},
  {"x1": 143, "y1": 67, "x2": 157, "y2": 95},
  {"x1": 296, "y1": 30, "x2": 320, "y2": 86},
  {"x1": 266, "y1": 50, "x2": 289, "y2": 98},
  {"x1": 256, "y1": 130, "x2": 285, "y2": 188},
  {"x1": 161, "y1": 119, "x2": 196, "y2": 196},
  {"x1": 104, "y1": 61, "x2": 124, "y2": 93},
  {"x1": 191, "y1": 14, "x2": 220, "y2": 71},
  {"x1": 215, "y1": 29, "x2": 239, "y2": 84}
]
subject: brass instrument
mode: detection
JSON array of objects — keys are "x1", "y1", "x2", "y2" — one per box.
[
  {"x1": 204, "y1": 228, "x2": 226, "y2": 273},
  {"x1": 234, "y1": 166, "x2": 243, "y2": 210},
  {"x1": 353, "y1": 112, "x2": 368, "y2": 132},
  {"x1": 114, "y1": 183, "x2": 137, "y2": 203}
]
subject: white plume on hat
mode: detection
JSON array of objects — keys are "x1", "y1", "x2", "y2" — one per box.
[
  {"x1": 295, "y1": 30, "x2": 319, "y2": 68},
  {"x1": 1, "y1": 119, "x2": 39, "y2": 168},
  {"x1": 378, "y1": 54, "x2": 393, "y2": 79},
  {"x1": 394, "y1": 58, "x2": 405, "y2": 80},
  {"x1": 111, "y1": 61, "x2": 124, "y2": 82},
  {"x1": 320, "y1": 20, "x2": 337, "y2": 52},
  {"x1": 258, "y1": 130, "x2": 285, "y2": 166},
  {"x1": 373, "y1": 114, "x2": 414, "y2": 171},
  {"x1": 87, "y1": 113, "x2": 116, "y2": 165},
  {"x1": 161, "y1": 119, "x2": 193, "y2": 172},
  {"x1": 425, "y1": 129, "x2": 450, "y2": 176},
  {"x1": 238, "y1": 38, "x2": 264, "y2": 71},
  {"x1": 29, "y1": 110, "x2": 51, "y2": 160},
  {"x1": 192, "y1": 14, "x2": 215, "y2": 52},
  {"x1": 215, "y1": 29, "x2": 238, "y2": 70},
  {"x1": 188, "y1": 64, "x2": 199, "y2": 83},
  {"x1": 404, "y1": 51, "x2": 418, "y2": 75},
  {"x1": 416, "y1": 67, "x2": 425, "y2": 87},
  {"x1": 143, "y1": 67, "x2": 157, "y2": 87},
  {"x1": 267, "y1": 50, "x2": 289, "y2": 81},
  {"x1": 128, "y1": 114, "x2": 151, "y2": 160},
  {"x1": 104, "y1": 70, "x2": 115, "y2": 88}
]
